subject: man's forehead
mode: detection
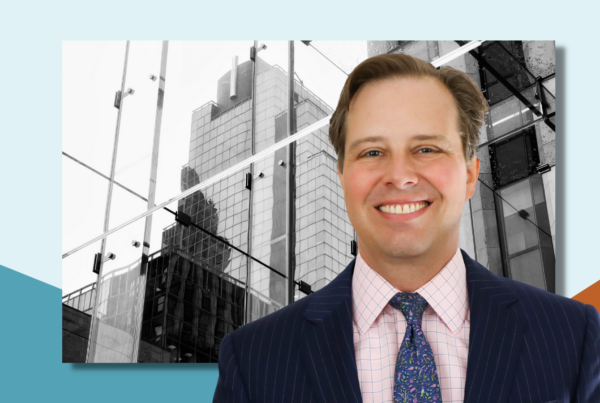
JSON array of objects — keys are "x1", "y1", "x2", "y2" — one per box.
[
  {"x1": 345, "y1": 76, "x2": 460, "y2": 142},
  {"x1": 348, "y1": 75, "x2": 443, "y2": 109}
]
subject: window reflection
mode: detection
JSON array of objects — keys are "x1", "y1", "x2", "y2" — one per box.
[{"x1": 497, "y1": 177, "x2": 555, "y2": 292}]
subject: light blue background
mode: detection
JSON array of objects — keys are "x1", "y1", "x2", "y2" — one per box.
[{"x1": 0, "y1": 0, "x2": 597, "y2": 401}]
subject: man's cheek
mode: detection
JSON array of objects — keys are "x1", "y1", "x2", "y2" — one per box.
[
  {"x1": 428, "y1": 164, "x2": 460, "y2": 195},
  {"x1": 346, "y1": 170, "x2": 376, "y2": 201}
]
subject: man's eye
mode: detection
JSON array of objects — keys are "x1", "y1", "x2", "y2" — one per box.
[
  {"x1": 418, "y1": 148, "x2": 435, "y2": 154},
  {"x1": 364, "y1": 150, "x2": 381, "y2": 157}
]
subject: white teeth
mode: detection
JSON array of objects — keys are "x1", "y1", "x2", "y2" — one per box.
[{"x1": 378, "y1": 202, "x2": 429, "y2": 215}]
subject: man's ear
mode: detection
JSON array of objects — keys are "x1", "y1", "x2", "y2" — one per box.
[
  {"x1": 465, "y1": 156, "x2": 480, "y2": 201},
  {"x1": 337, "y1": 164, "x2": 344, "y2": 187}
]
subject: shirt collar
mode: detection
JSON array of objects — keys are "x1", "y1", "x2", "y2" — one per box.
[{"x1": 352, "y1": 248, "x2": 468, "y2": 335}]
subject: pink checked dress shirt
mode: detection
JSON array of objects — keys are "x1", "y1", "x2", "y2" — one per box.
[{"x1": 352, "y1": 248, "x2": 470, "y2": 403}]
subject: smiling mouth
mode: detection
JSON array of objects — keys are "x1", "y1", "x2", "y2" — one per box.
[{"x1": 377, "y1": 201, "x2": 430, "y2": 215}]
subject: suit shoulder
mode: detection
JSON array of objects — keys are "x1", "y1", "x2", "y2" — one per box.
[
  {"x1": 488, "y1": 271, "x2": 590, "y2": 323},
  {"x1": 226, "y1": 261, "x2": 354, "y2": 344},
  {"x1": 227, "y1": 292, "x2": 315, "y2": 343},
  {"x1": 463, "y1": 250, "x2": 587, "y2": 315}
]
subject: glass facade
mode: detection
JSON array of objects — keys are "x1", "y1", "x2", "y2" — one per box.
[
  {"x1": 496, "y1": 176, "x2": 555, "y2": 292},
  {"x1": 479, "y1": 41, "x2": 537, "y2": 106},
  {"x1": 62, "y1": 283, "x2": 96, "y2": 315},
  {"x1": 138, "y1": 249, "x2": 247, "y2": 363},
  {"x1": 63, "y1": 40, "x2": 556, "y2": 363},
  {"x1": 489, "y1": 126, "x2": 540, "y2": 188}
]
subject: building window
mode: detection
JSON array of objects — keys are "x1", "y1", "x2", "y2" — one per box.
[
  {"x1": 495, "y1": 176, "x2": 555, "y2": 292},
  {"x1": 478, "y1": 41, "x2": 536, "y2": 106},
  {"x1": 490, "y1": 123, "x2": 554, "y2": 292},
  {"x1": 489, "y1": 126, "x2": 539, "y2": 189}
]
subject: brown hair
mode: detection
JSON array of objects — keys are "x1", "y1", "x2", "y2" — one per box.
[{"x1": 329, "y1": 53, "x2": 489, "y2": 172}]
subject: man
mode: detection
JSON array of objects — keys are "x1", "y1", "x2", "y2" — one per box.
[{"x1": 213, "y1": 53, "x2": 600, "y2": 403}]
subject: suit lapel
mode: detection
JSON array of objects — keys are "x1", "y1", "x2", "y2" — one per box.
[
  {"x1": 298, "y1": 251, "x2": 526, "y2": 403},
  {"x1": 461, "y1": 250, "x2": 526, "y2": 403},
  {"x1": 301, "y1": 259, "x2": 363, "y2": 403}
]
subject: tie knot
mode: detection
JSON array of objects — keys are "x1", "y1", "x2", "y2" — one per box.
[{"x1": 389, "y1": 292, "x2": 428, "y2": 326}]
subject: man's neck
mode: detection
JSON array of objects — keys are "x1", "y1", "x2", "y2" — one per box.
[{"x1": 357, "y1": 241, "x2": 459, "y2": 293}]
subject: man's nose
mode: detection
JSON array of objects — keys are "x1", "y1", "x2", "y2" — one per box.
[{"x1": 384, "y1": 154, "x2": 418, "y2": 189}]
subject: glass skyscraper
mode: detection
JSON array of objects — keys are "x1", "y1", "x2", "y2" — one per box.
[{"x1": 125, "y1": 56, "x2": 353, "y2": 362}]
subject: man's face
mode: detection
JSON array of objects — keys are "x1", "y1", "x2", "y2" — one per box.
[{"x1": 338, "y1": 76, "x2": 479, "y2": 262}]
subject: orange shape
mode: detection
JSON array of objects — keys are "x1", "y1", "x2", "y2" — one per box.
[{"x1": 571, "y1": 279, "x2": 600, "y2": 314}]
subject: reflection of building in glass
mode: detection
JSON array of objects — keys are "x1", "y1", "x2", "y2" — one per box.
[
  {"x1": 63, "y1": 259, "x2": 145, "y2": 362},
  {"x1": 162, "y1": 167, "x2": 236, "y2": 276},
  {"x1": 147, "y1": 55, "x2": 354, "y2": 360},
  {"x1": 63, "y1": 244, "x2": 274, "y2": 363},
  {"x1": 63, "y1": 55, "x2": 355, "y2": 363},
  {"x1": 63, "y1": 41, "x2": 557, "y2": 363},
  {"x1": 368, "y1": 40, "x2": 557, "y2": 293},
  {"x1": 138, "y1": 248, "x2": 245, "y2": 363},
  {"x1": 89, "y1": 260, "x2": 145, "y2": 362},
  {"x1": 173, "y1": 57, "x2": 353, "y2": 320}
]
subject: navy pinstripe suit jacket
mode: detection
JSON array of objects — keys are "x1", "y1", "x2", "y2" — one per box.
[{"x1": 213, "y1": 250, "x2": 600, "y2": 403}]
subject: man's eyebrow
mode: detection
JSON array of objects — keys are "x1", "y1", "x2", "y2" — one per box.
[
  {"x1": 346, "y1": 136, "x2": 386, "y2": 154},
  {"x1": 411, "y1": 134, "x2": 452, "y2": 144},
  {"x1": 347, "y1": 134, "x2": 451, "y2": 154}
]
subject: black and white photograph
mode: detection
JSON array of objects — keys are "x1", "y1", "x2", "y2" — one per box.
[{"x1": 62, "y1": 40, "x2": 557, "y2": 366}]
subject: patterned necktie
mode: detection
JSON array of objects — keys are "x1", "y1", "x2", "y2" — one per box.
[{"x1": 389, "y1": 292, "x2": 442, "y2": 403}]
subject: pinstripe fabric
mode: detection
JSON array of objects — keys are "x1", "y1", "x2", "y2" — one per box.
[
  {"x1": 461, "y1": 251, "x2": 600, "y2": 403},
  {"x1": 213, "y1": 250, "x2": 600, "y2": 403},
  {"x1": 353, "y1": 249, "x2": 469, "y2": 403}
]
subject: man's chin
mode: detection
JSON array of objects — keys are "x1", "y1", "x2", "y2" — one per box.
[{"x1": 372, "y1": 239, "x2": 430, "y2": 260}]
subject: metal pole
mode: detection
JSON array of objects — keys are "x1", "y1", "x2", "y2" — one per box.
[
  {"x1": 100, "y1": 40, "x2": 131, "y2": 264},
  {"x1": 141, "y1": 40, "x2": 169, "y2": 272},
  {"x1": 286, "y1": 40, "x2": 297, "y2": 305},
  {"x1": 86, "y1": 40, "x2": 130, "y2": 363},
  {"x1": 131, "y1": 40, "x2": 169, "y2": 362},
  {"x1": 244, "y1": 40, "x2": 258, "y2": 325}
]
